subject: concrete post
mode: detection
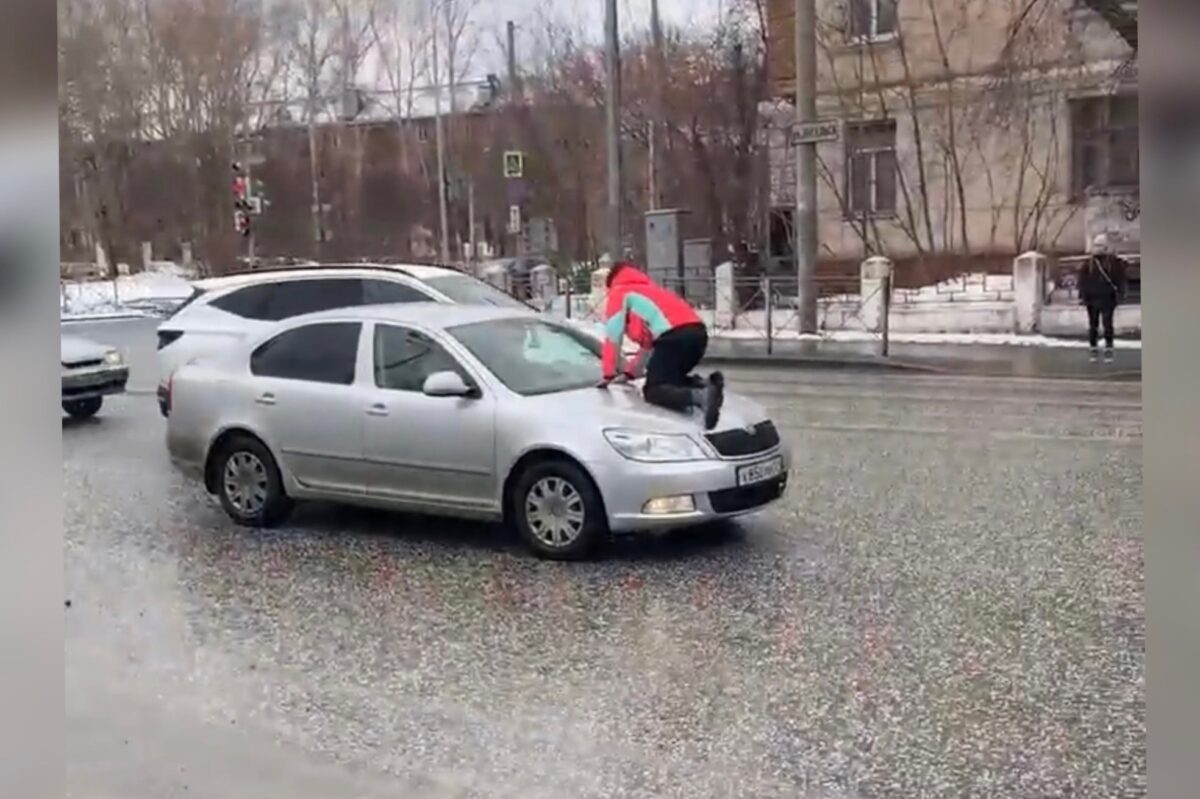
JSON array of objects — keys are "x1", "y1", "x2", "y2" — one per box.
[
  {"x1": 181, "y1": 242, "x2": 193, "y2": 270},
  {"x1": 94, "y1": 242, "x2": 109, "y2": 275},
  {"x1": 715, "y1": 261, "x2": 735, "y2": 329},
  {"x1": 1013, "y1": 251, "x2": 1047, "y2": 334},
  {"x1": 141, "y1": 241, "x2": 153, "y2": 271},
  {"x1": 860, "y1": 255, "x2": 893, "y2": 333},
  {"x1": 530, "y1": 263, "x2": 557, "y2": 310},
  {"x1": 590, "y1": 266, "x2": 611, "y2": 320},
  {"x1": 483, "y1": 263, "x2": 510, "y2": 294}
]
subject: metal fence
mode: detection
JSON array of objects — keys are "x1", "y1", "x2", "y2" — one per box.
[
  {"x1": 505, "y1": 271, "x2": 892, "y2": 356},
  {"x1": 1052, "y1": 254, "x2": 1141, "y2": 305}
]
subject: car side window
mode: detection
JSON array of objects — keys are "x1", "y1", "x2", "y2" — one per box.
[
  {"x1": 250, "y1": 322, "x2": 361, "y2": 385},
  {"x1": 209, "y1": 284, "x2": 274, "y2": 320},
  {"x1": 362, "y1": 279, "x2": 431, "y2": 305},
  {"x1": 262, "y1": 278, "x2": 363, "y2": 321},
  {"x1": 374, "y1": 324, "x2": 470, "y2": 392}
]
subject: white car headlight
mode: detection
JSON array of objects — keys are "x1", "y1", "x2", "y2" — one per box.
[
  {"x1": 103, "y1": 349, "x2": 123, "y2": 365},
  {"x1": 603, "y1": 429, "x2": 708, "y2": 463}
]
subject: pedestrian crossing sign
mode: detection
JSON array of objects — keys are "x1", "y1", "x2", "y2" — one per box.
[{"x1": 503, "y1": 151, "x2": 524, "y2": 178}]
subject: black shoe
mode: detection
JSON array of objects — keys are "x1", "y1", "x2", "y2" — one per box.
[
  {"x1": 1103, "y1": 348, "x2": 1114, "y2": 363},
  {"x1": 1089, "y1": 348, "x2": 1099, "y2": 363},
  {"x1": 703, "y1": 373, "x2": 724, "y2": 430}
]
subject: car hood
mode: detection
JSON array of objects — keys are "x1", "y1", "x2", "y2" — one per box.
[
  {"x1": 526, "y1": 381, "x2": 772, "y2": 437},
  {"x1": 60, "y1": 334, "x2": 110, "y2": 364}
]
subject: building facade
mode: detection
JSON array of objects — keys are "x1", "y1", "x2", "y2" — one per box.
[{"x1": 764, "y1": 0, "x2": 1138, "y2": 282}]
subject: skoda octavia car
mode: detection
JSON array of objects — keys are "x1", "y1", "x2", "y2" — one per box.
[{"x1": 165, "y1": 304, "x2": 789, "y2": 559}]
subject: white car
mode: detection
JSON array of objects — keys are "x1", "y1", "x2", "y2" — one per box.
[
  {"x1": 155, "y1": 263, "x2": 607, "y2": 415},
  {"x1": 61, "y1": 333, "x2": 128, "y2": 418}
]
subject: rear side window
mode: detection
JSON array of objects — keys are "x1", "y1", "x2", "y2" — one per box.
[
  {"x1": 166, "y1": 287, "x2": 206, "y2": 319},
  {"x1": 250, "y1": 322, "x2": 361, "y2": 385},
  {"x1": 210, "y1": 284, "x2": 273, "y2": 319},
  {"x1": 211, "y1": 278, "x2": 365, "y2": 321},
  {"x1": 362, "y1": 279, "x2": 431, "y2": 305}
]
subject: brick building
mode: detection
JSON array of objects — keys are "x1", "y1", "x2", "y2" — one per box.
[{"x1": 763, "y1": 0, "x2": 1138, "y2": 285}]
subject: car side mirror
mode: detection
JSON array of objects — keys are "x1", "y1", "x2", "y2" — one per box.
[{"x1": 422, "y1": 370, "x2": 473, "y2": 397}]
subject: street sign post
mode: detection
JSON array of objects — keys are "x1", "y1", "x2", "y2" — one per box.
[{"x1": 790, "y1": 119, "x2": 841, "y2": 145}]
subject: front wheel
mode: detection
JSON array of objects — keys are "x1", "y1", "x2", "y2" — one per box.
[
  {"x1": 510, "y1": 459, "x2": 607, "y2": 560},
  {"x1": 214, "y1": 435, "x2": 293, "y2": 528},
  {"x1": 62, "y1": 396, "x2": 103, "y2": 419}
]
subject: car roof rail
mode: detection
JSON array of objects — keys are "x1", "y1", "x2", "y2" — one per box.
[{"x1": 208, "y1": 260, "x2": 475, "y2": 281}]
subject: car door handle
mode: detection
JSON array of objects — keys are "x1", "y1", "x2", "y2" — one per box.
[
  {"x1": 366, "y1": 403, "x2": 389, "y2": 417},
  {"x1": 256, "y1": 392, "x2": 276, "y2": 406}
]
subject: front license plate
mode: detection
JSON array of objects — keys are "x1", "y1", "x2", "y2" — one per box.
[{"x1": 737, "y1": 456, "x2": 783, "y2": 487}]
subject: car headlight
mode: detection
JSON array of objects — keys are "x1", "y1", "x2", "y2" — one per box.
[
  {"x1": 603, "y1": 429, "x2": 708, "y2": 463},
  {"x1": 103, "y1": 349, "x2": 123, "y2": 365}
]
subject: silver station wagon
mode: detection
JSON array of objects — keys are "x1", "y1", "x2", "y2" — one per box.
[{"x1": 165, "y1": 304, "x2": 789, "y2": 559}]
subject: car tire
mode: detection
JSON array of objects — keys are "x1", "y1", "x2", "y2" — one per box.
[
  {"x1": 510, "y1": 458, "x2": 607, "y2": 560},
  {"x1": 62, "y1": 397, "x2": 103, "y2": 419},
  {"x1": 214, "y1": 435, "x2": 293, "y2": 528}
]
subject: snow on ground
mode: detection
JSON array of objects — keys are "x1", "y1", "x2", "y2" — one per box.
[
  {"x1": 60, "y1": 263, "x2": 1139, "y2": 350},
  {"x1": 61, "y1": 264, "x2": 195, "y2": 319}
]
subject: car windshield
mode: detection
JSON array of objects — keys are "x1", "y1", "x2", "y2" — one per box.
[
  {"x1": 424, "y1": 273, "x2": 531, "y2": 310},
  {"x1": 448, "y1": 317, "x2": 602, "y2": 396}
]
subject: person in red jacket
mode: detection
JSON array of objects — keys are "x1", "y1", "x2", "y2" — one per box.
[{"x1": 598, "y1": 261, "x2": 724, "y2": 429}]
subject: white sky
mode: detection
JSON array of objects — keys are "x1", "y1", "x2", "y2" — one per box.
[{"x1": 472, "y1": 0, "x2": 730, "y2": 75}]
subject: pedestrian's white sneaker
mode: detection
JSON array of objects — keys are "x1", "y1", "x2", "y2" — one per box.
[
  {"x1": 1104, "y1": 348, "x2": 1115, "y2": 363},
  {"x1": 1089, "y1": 348, "x2": 1100, "y2": 363}
]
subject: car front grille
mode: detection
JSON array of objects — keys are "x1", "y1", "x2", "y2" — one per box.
[
  {"x1": 705, "y1": 421, "x2": 780, "y2": 457},
  {"x1": 708, "y1": 475, "x2": 787, "y2": 514},
  {"x1": 62, "y1": 359, "x2": 103, "y2": 369}
]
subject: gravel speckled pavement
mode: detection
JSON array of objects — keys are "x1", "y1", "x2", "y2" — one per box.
[{"x1": 64, "y1": 325, "x2": 1143, "y2": 798}]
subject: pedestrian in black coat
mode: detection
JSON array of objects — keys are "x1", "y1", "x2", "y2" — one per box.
[{"x1": 1078, "y1": 233, "x2": 1129, "y2": 363}]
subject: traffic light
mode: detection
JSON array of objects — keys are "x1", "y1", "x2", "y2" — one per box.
[
  {"x1": 231, "y1": 162, "x2": 253, "y2": 236},
  {"x1": 234, "y1": 210, "x2": 251, "y2": 237}
]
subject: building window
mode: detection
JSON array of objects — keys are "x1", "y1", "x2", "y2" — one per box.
[
  {"x1": 846, "y1": 120, "x2": 897, "y2": 216},
  {"x1": 416, "y1": 121, "x2": 430, "y2": 142},
  {"x1": 849, "y1": 0, "x2": 898, "y2": 41},
  {"x1": 1071, "y1": 93, "x2": 1138, "y2": 195}
]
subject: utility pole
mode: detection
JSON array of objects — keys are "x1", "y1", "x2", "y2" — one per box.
[
  {"x1": 245, "y1": 155, "x2": 256, "y2": 264},
  {"x1": 794, "y1": 0, "x2": 818, "y2": 333},
  {"x1": 307, "y1": 97, "x2": 324, "y2": 252},
  {"x1": 506, "y1": 21, "x2": 519, "y2": 101},
  {"x1": 431, "y1": 7, "x2": 450, "y2": 263},
  {"x1": 604, "y1": 0, "x2": 623, "y2": 260},
  {"x1": 467, "y1": 178, "x2": 477, "y2": 272},
  {"x1": 647, "y1": 0, "x2": 664, "y2": 210}
]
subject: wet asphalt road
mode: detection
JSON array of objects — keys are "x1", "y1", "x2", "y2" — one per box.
[{"x1": 64, "y1": 319, "x2": 1144, "y2": 798}]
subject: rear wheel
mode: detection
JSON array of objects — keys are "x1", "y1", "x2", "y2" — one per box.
[
  {"x1": 214, "y1": 435, "x2": 293, "y2": 527},
  {"x1": 62, "y1": 397, "x2": 103, "y2": 419},
  {"x1": 510, "y1": 458, "x2": 607, "y2": 560}
]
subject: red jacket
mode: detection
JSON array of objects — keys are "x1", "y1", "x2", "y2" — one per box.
[{"x1": 601, "y1": 264, "x2": 702, "y2": 377}]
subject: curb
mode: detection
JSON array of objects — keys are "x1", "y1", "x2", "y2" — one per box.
[
  {"x1": 702, "y1": 354, "x2": 1141, "y2": 382},
  {"x1": 702, "y1": 353, "x2": 945, "y2": 374},
  {"x1": 61, "y1": 312, "x2": 151, "y2": 323}
]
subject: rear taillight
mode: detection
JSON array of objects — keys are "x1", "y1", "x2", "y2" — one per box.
[{"x1": 157, "y1": 330, "x2": 184, "y2": 350}]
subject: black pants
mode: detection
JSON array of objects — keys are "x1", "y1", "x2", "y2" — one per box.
[
  {"x1": 643, "y1": 323, "x2": 707, "y2": 412},
  {"x1": 1086, "y1": 303, "x2": 1116, "y2": 349}
]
